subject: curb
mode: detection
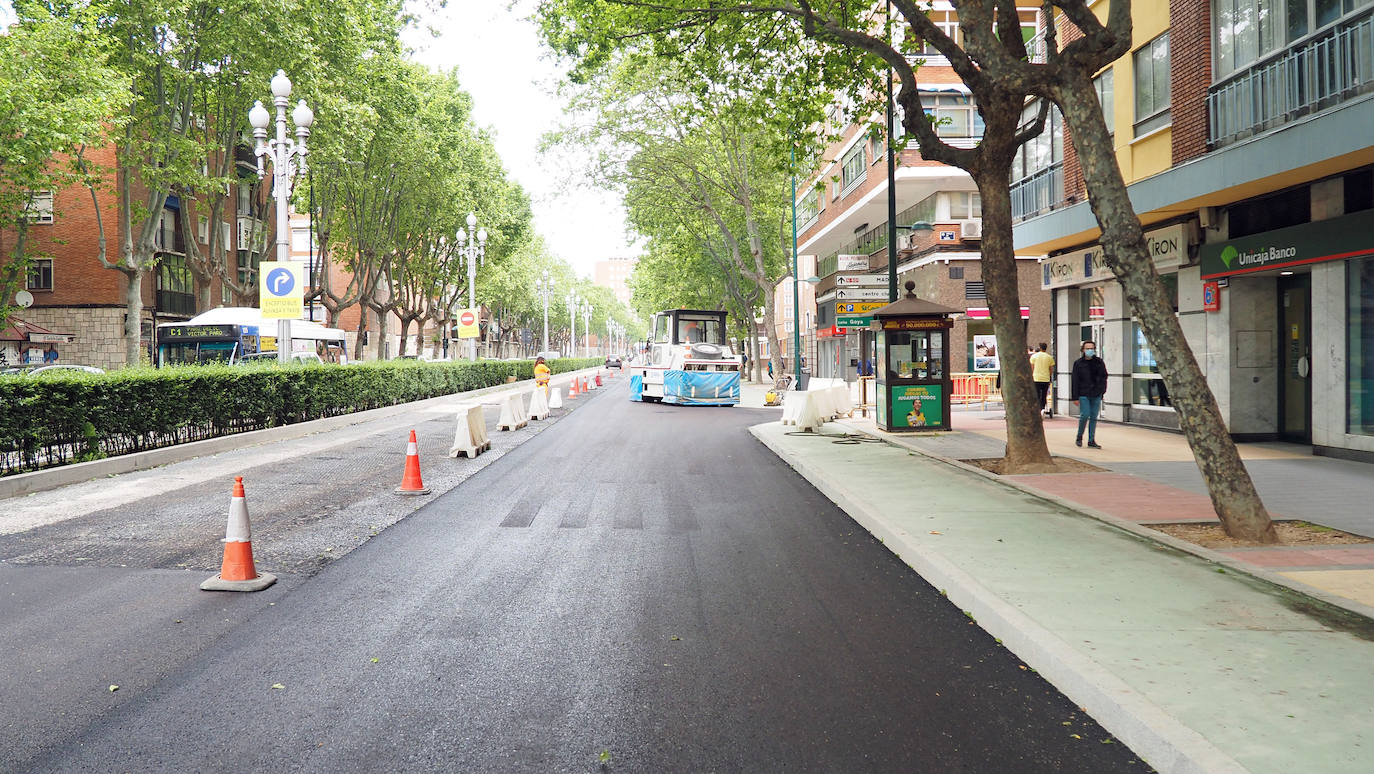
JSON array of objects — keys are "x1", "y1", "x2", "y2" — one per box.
[
  {"x1": 834, "y1": 419, "x2": 1374, "y2": 625},
  {"x1": 0, "y1": 367, "x2": 603, "y2": 501},
  {"x1": 751, "y1": 422, "x2": 1248, "y2": 774}
]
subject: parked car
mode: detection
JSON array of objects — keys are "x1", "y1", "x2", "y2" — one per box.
[
  {"x1": 28, "y1": 364, "x2": 105, "y2": 376},
  {"x1": 605, "y1": 354, "x2": 623, "y2": 369}
]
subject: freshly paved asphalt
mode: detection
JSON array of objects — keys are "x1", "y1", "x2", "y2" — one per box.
[{"x1": 4, "y1": 379, "x2": 1149, "y2": 772}]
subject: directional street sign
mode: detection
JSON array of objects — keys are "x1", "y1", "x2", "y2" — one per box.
[
  {"x1": 834, "y1": 301, "x2": 886, "y2": 315},
  {"x1": 836, "y1": 315, "x2": 873, "y2": 327},
  {"x1": 259, "y1": 261, "x2": 305, "y2": 319},
  {"x1": 835, "y1": 274, "x2": 888, "y2": 287},
  {"x1": 835, "y1": 287, "x2": 890, "y2": 301}
]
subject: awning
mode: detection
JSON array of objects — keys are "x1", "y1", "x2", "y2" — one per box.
[{"x1": 0, "y1": 317, "x2": 75, "y2": 344}]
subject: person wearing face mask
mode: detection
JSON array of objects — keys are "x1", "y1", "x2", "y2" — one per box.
[{"x1": 1070, "y1": 340, "x2": 1108, "y2": 448}]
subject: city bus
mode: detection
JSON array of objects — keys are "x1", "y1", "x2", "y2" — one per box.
[
  {"x1": 630, "y1": 309, "x2": 741, "y2": 406},
  {"x1": 156, "y1": 307, "x2": 346, "y2": 366}
]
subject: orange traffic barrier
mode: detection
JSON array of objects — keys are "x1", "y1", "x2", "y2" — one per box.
[
  {"x1": 395, "y1": 429, "x2": 431, "y2": 495},
  {"x1": 568, "y1": 377, "x2": 580, "y2": 399},
  {"x1": 201, "y1": 476, "x2": 276, "y2": 592}
]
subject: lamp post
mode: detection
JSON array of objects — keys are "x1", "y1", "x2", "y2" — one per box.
[
  {"x1": 249, "y1": 69, "x2": 313, "y2": 364},
  {"x1": 583, "y1": 303, "x2": 593, "y2": 356},
  {"x1": 606, "y1": 317, "x2": 614, "y2": 358},
  {"x1": 566, "y1": 293, "x2": 578, "y2": 358},
  {"x1": 455, "y1": 212, "x2": 487, "y2": 361},
  {"x1": 535, "y1": 270, "x2": 554, "y2": 355}
]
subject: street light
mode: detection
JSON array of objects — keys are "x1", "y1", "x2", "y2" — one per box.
[
  {"x1": 455, "y1": 212, "x2": 487, "y2": 361},
  {"x1": 566, "y1": 293, "x2": 579, "y2": 358},
  {"x1": 583, "y1": 303, "x2": 593, "y2": 356},
  {"x1": 606, "y1": 317, "x2": 614, "y2": 358},
  {"x1": 534, "y1": 270, "x2": 554, "y2": 355},
  {"x1": 249, "y1": 69, "x2": 313, "y2": 363}
]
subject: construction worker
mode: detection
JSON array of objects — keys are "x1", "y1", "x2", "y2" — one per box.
[{"x1": 534, "y1": 356, "x2": 551, "y2": 395}]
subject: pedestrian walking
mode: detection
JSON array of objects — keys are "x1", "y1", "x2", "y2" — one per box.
[
  {"x1": 533, "y1": 356, "x2": 551, "y2": 395},
  {"x1": 1030, "y1": 342, "x2": 1054, "y2": 417},
  {"x1": 1070, "y1": 340, "x2": 1107, "y2": 449}
]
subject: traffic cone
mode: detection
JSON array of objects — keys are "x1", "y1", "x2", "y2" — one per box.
[
  {"x1": 201, "y1": 476, "x2": 276, "y2": 592},
  {"x1": 395, "y1": 429, "x2": 431, "y2": 495},
  {"x1": 568, "y1": 377, "x2": 580, "y2": 400},
  {"x1": 595, "y1": 372, "x2": 603, "y2": 387},
  {"x1": 582, "y1": 376, "x2": 590, "y2": 393}
]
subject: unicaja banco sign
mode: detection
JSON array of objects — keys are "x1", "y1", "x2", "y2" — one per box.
[{"x1": 1200, "y1": 209, "x2": 1374, "y2": 279}]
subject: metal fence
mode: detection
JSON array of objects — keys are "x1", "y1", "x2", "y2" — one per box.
[
  {"x1": 1010, "y1": 162, "x2": 1064, "y2": 222},
  {"x1": 1209, "y1": 11, "x2": 1374, "y2": 147}
]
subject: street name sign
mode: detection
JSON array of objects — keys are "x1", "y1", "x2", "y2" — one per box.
[
  {"x1": 835, "y1": 274, "x2": 887, "y2": 287},
  {"x1": 835, "y1": 287, "x2": 890, "y2": 301},
  {"x1": 837, "y1": 315, "x2": 873, "y2": 327},
  {"x1": 259, "y1": 261, "x2": 305, "y2": 319}
]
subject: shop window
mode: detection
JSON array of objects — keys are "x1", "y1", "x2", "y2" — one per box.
[
  {"x1": 1348, "y1": 256, "x2": 1374, "y2": 436},
  {"x1": 1131, "y1": 273, "x2": 1179, "y2": 407}
]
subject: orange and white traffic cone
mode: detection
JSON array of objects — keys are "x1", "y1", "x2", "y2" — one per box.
[
  {"x1": 201, "y1": 476, "x2": 276, "y2": 592},
  {"x1": 568, "y1": 377, "x2": 580, "y2": 400},
  {"x1": 582, "y1": 376, "x2": 590, "y2": 393},
  {"x1": 395, "y1": 429, "x2": 431, "y2": 495},
  {"x1": 595, "y1": 372, "x2": 603, "y2": 387}
]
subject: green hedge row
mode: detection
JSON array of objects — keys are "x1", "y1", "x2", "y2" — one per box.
[{"x1": 0, "y1": 357, "x2": 600, "y2": 476}]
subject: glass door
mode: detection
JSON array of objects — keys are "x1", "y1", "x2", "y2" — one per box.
[{"x1": 1279, "y1": 274, "x2": 1312, "y2": 443}]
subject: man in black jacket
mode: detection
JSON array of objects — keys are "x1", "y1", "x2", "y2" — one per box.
[{"x1": 1069, "y1": 340, "x2": 1108, "y2": 449}]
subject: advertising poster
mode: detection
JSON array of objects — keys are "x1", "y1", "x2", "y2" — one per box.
[
  {"x1": 891, "y1": 385, "x2": 943, "y2": 428},
  {"x1": 973, "y1": 334, "x2": 999, "y2": 372}
]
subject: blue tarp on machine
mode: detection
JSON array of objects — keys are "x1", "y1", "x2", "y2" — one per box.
[
  {"x1": 662, "y1": 370, "x2": 740, "y2": 406},
  {"x1": 629, "y1": 373, "x2": 644, "y2": 401}
]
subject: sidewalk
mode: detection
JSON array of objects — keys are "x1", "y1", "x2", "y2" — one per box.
[{"x1": 751, "y1": 412, "x2": 1374, "y2": 774}]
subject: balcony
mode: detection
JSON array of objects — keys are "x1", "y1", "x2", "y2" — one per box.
[
  {"x1": 1209, "y1": 10, "x2": 1374, "y2": 147},
  {"x1": 1010, "y1": 162, "x2": 1065, "y2": 222}
]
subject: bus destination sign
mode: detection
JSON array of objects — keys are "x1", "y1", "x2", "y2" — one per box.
[{"x1": 160, "y1": 324, "x2": 239, "y2": 340}]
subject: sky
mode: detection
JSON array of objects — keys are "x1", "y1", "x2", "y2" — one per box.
[
  {"x1": 0, "y1": 1, "x2": 635, "y2": 280},
  {"x1": 403, "y1": 1, "x2": 636, "y2": 278}
]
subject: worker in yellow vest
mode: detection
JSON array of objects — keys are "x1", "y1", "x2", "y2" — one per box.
[{"x1": 534, "y1": 356, "x2": 551, "y2": 395}]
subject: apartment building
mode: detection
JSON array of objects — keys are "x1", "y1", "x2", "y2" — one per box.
[
  {"x1": 594, "y1": 256, "x2": 638, "y2": 307},
  {"x1": 1013, "y1": 0, "x2": 1374, "y2": 459},
  {"x1": 7, "y1": 144, "x2": 269, "y2": 369},
  {"x1": 797, "y1": 3, "x2": 1050, "y2": 383}
]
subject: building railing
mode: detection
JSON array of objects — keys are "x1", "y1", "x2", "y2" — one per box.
[
  {"x1": 1209, "y1": 10, "x2": 1374, "y2": 147},
  {"x1": 1010, "y1": 162, "x2": 1065, "y2": 221}
]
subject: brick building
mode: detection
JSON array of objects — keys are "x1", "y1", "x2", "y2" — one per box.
[{"x1": 1012, "y1": 0, "x2": 1374, "y2": 460}]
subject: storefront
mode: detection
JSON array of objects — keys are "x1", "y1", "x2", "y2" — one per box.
[{"x1": 1041, "y1": 222, "x2": 1194, "y2": 429}]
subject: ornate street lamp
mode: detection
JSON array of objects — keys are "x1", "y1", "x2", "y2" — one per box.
[
  {"x1": 534, "y1": 270, "x2": 554, "y2": 355},
  {"x1": 249, "y1": 69, "x2": 313, "y2": 363},
  {"x1": 455, "y1": 212, "x2": 487, "y2": 361}
]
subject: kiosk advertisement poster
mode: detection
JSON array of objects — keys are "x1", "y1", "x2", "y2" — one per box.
[
  {"x1": 890, "y1": 385, "x2": 943, "y2": 428},
  {"x1": 973, "y1": 334, "x2": 999, "y2": 372}
]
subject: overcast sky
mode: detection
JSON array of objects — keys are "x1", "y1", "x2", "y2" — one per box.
[
  {"x1": 404, "y1": 1, "x2": 636, "y2": 278},
  {"x1": 0, "y1": 1, "x2": 634, "y2": 279}
]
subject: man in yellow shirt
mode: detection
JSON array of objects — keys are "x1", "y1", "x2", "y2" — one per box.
[{"x1": 1030, "y1": 343, "x2": 1054, "y2": 417}]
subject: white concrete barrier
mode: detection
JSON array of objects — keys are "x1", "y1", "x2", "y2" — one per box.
[
  {"x1": 448, "y1": 403, "x2": 492, "y2": 458},
  {"x1": 780, "y1": 390, "x2": 825, "y2": 432},
  {"x1": 497, "y1": 392, "x2": 528, "y2": 431},
  {"x1": 548, "y1": 384, "x2": 564, "y2": 409},
  {"x1": 528, "y1": 387, "x2": 550, "y2": 420}
]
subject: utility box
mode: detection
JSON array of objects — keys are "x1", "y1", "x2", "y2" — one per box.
[{"x1": 872, "y1": 281, "x2": 959, "y2": 432}]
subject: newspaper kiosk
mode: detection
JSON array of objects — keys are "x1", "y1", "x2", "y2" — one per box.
[{"x1": 872, "y1": 281, "x2": 959, "y2": 432}]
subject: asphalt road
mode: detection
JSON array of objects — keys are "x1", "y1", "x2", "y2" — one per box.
[{"x1": 3, "y1": 377, "x2": 1150, "y2": 772}]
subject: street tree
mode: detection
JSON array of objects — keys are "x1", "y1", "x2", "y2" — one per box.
[
  {"x1": 535, "y1": 0, "x2": 1275, "y2": 541},
  {"x1": 0, "y1": 3, "x2": 128, "y2": 331}
]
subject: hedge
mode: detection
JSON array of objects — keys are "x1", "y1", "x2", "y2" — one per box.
[{"x1": 0, "y1": 357, "x2": 600, "y2": 477}]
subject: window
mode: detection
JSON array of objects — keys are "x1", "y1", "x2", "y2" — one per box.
[
  {"x1": 222, "y1": 282, "x2": 233, "y2": 305},
  {"x1": 25, "y1": 191, "x2": 54, "y2": 224},
  {"x1": 797, "y1": 189, "x2": 820, "y2": 226},
  {"x1": 292, "y1": 228, "x2": 312, "y2": 251},
  {"x1": 156, "y1": 208, "x2": 179, "y2": 252},
  {"x1": 198, "y1": 215, "x2": 209, "y2": 244},
  {"x1": 220, "y1": 222, "x2": 232, "y2": 260},
  {"x1": 840, "y1": 143, "x2": 867, "y2": 194},
  {"x1": 920, "y1": 93, "x2": 984, "y2": 140},
  {"x1": 1094, "y1": 69, "x2": 1115, "y2": 138},
  {"x1": 237, "y1": 179, "x2": 254, "y2": 216},
  {"x1": 1134, "y1": 33, "x2": 1171, "y2": 135},
  {"x1": 948, "y1": 192, "x2": 982, "y2": 219},
  {"x1": 1012, "y1": 101, "x2": 1063, "y2": 182},
  {"x1": 1350, "y1": 256, "x2": 1374, "y2": 436},
  {"x1": 1131, "y1": 273, "x2": 1178, "y2": 407},
  {"x1": 27, "y1": 259, "x2": 53, "y2": 291},
  {"x1": 911, "y1": 10, "x2": 962, "y2": 56},
  {"x1": 868, "y1": 132, "x2": 885, "y2": 165},
  {"x1": 1214, "y1": 0, "x2": 1281, "y2": 77}
]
